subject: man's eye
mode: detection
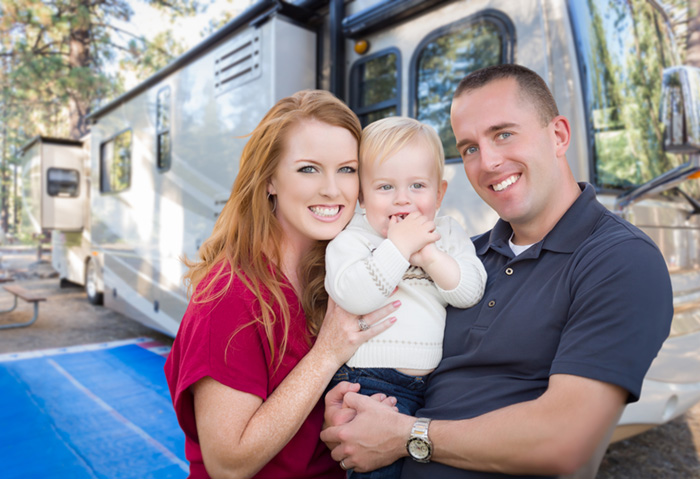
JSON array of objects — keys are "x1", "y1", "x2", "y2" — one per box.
[
  {"x1": 465, "y1": 146, "x2": 478, "y2": 155},
  {"x1": 498, "y1": 132, "x2": 512, "y2": 140}
]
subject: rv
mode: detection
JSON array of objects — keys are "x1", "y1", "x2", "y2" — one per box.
[{"x1": 20, "y1": 0, "x2": 700, "y2": 443}]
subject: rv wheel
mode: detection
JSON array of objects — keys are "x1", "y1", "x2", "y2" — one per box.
[{"x1": 86, "y1": 259, "x2": 104, "y2": 305}]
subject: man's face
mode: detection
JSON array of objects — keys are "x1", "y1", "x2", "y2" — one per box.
[{"x1": 450, "y1": 78, "x2": 567, "y2": 236}]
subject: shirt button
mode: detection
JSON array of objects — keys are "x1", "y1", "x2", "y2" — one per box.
[
  {"x1": 488, "y1": 300, "x2": 496, "y2": 307},
  {"x1": 505, "y1": 267, "x2": 514, "y2": 276}
]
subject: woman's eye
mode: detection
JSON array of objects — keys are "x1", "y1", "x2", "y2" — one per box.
[
  {"x1": 339, "y1": 166, "x2": 357, "y2": 174},
  {"x1": 298, "y1": 165, "x2": 317, "y2": 173}
]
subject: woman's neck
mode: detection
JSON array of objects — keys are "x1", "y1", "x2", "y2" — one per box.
[{"x1": 278, "y1": 239, "x2": 311, "y2": 295}]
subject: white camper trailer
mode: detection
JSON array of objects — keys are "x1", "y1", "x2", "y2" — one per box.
[
  {"x1": 21, "y1": 0, "x2": 700, "y2": 443},
  {"x1": 19, "y1": 136, "x2": 87, "y2": 234}
]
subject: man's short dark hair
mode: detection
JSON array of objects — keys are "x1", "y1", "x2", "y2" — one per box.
[{"x1": 454, "y1": 64, "x2": 559, "y2": 125}]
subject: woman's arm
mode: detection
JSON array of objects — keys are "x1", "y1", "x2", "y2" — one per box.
[{"x1": 193, "y1": 299, "x2": 400, "y2": 479}]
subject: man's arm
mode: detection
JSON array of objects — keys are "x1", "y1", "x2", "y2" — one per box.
[{"x1": 321, "y1": 374, "x2": 626, "y2": 475}]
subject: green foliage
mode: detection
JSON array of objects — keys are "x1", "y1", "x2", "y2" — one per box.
[{"x1": 0, "y1": 0, "x2": 207, "y2": 235}]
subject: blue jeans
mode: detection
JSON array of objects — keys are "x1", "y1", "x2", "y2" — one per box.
[{"x1": 329, "y1": 365, "x2": 429, "y2": 479}]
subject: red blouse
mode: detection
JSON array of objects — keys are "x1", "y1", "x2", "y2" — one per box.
[{"x1": 164, "y1": 268, "x2": 343, "y2": 478}]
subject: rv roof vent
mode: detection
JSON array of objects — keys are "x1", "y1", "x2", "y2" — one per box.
[{"x1": 214, "y1": 31, "x2": 262, "y2": 96}]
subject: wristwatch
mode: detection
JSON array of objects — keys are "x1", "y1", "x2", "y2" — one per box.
[{"x1": 406, "y1": 417, "x2": 433, "y2": 463}]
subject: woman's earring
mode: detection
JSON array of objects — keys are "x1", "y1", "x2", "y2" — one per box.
[{"x1": 268, "y1": 193, "x2": 277, "y2": 213}]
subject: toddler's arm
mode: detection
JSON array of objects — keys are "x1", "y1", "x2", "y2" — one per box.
[
  {"x1": 325, "y1": 226, "x2": 409, "y2": 315},
  {"x1": 422, "y1": 216, "x2": 487, "y2": 308}
]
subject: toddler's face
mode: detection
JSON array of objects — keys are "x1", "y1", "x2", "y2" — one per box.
[{"x1": 360, "y1": 138, "x2": 446, "y2": 238}]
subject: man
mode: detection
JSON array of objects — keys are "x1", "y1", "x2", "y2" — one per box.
[{"x1": 321, "y1": 64, "x2": 673, "y2": 478}]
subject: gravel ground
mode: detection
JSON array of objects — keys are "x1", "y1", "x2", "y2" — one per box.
[{"x1": 0, "y1": 246, "x2": 698, "y2": 478}]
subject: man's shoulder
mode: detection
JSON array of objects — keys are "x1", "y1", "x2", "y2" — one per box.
[{"x1": 587, "y1": 207, "x2": 659, "y2": 251}]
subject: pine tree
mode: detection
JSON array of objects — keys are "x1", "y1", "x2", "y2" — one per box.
[{"x1": 0, "y1": 0, "x2": 205, "y2": 233}]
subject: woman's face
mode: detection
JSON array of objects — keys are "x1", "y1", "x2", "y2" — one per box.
[{"x1": 268, "y1": 119, "x2": 359, "y2": 252}]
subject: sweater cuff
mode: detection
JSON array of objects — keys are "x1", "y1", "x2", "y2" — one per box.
[
  {"x1": 438, "y1": 260, "x2": 486, "y2": 308},
  {"x1": 369, "y1": 239, "x2": 410, "y2": 289}
]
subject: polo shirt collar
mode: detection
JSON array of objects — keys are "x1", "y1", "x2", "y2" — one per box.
[{"x1": 477, "y1": 182, "x2": 604, "y2": 257}]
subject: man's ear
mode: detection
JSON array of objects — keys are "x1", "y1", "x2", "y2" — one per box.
[
  {"x1": 551, "y1": 115, "x2": 571, "y2": 157},
  {"x1": 436, "y1": 180, "x2": 448, "y2": 209}
]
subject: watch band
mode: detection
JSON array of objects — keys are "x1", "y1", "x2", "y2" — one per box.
[
  {"x1": 407, "y1": 417, "x2": 433, "y2": 463},
  {"x1": 412, "y1": 417, "x2": 431, "y2": 438}
]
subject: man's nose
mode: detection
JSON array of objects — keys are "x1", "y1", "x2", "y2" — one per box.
[{"x1": 480, "y1": 143, "x2": 503, "y2": 171}]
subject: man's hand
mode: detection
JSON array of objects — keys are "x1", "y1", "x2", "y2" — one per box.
[{"x1": 321, "y1": 390, "x2": 413, "y2": 472}]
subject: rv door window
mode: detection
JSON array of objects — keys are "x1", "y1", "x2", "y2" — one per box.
[
  {"x1": 47, "y1": 168, "x2": 79, "y2": 197},
  {"x1": 570, "y1": 0, "x2": 698, "y2": 197},
  {"x1": 100, "y1": 129, "x2": 132, "y2": 193},
  {"x1": 413, "y1": 13, "x2": 514, "y2": 160},
  {"x1": 351, "y1": 49, "x2": 400, "y2": 126},
  {"x1": 156, "y1": 86, "x2": 171, "y2": 172}
]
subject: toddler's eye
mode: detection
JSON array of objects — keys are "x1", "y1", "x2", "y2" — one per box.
[{"x1": 379, "y1": 184, "x2": 393, "y2": 191}]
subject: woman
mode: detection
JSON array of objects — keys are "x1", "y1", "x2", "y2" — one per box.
[{"x1": 164, "y1": 90, "x2": 399, "y2": 479}]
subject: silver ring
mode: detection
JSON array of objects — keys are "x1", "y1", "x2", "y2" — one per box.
[
  {"x1": 358, "y1": 318, "x2": 370, "y2": 331},
  {"x1": 340, "y1": 459, "x2": 348, "y2": 470}
]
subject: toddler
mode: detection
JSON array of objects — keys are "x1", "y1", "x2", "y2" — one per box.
[{"x1": 325, "y1": 116, "x2": 487, "y2": 478}]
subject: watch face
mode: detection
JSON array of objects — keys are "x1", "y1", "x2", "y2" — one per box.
[{"x1": 408, "y1": 437, "x2": 431, "y2": 460}]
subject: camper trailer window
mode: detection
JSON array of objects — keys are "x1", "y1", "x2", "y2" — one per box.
[
  {"x1": 156, "y1": 86, "x2": 172, "y2": 171},
  {"x1": 100, "y1": 129, "x2": 132, "y2": 193},
  {"x1": 413, "y1": 14, "x2": 512, "y2": 160},
  {"x1": 570, "y1": 0, "x2": 696, "y2": 196},
  {"x1": 350, "y1": 49, "x2": 400, "y2": 126},
  {"x1": 47, "y1": 168, "x2": 79, "y2": 197}
]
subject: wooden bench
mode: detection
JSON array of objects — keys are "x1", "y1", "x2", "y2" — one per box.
[{"x1": 0, "y1": 284, "x2": 47, "y2": 330}]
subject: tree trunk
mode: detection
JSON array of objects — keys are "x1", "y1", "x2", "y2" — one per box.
[
  {"x1": 688, "y1": 0, "x2": 700, "y2": 67},
  {"x1": 68, "y1": 3, "x2": 92, "y2": 140}
]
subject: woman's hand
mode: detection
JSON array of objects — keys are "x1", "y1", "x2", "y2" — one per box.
[{"x1": 313, "y1": 298, "x2": 399, "y2": 367}]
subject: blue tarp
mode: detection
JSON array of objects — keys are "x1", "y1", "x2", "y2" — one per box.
[{"x1": 0, "y1": 338, "x2": 187, "y2": 479}]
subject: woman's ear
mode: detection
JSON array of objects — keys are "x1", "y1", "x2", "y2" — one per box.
[{"x1": 267, "y1": 181, "x2": 276, "y2": 196}]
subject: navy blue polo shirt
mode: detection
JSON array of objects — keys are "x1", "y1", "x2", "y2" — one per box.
[{"x1": 402, "y1": 183, "x2": 673, "y2": 479}]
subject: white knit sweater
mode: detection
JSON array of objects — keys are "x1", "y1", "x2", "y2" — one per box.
[{"x1": 325, "y1": 213, "x2": 487, "y2": 370}]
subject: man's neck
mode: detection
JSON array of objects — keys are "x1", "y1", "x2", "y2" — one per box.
[{"x1": 511, "y1": 182, "x2": 582, "y2": 245}]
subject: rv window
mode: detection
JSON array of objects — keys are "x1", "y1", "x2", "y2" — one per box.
[
  {"x1": 350, "y1": 49, "x2": 400, "y2": 126},
  {"x1": 100, "y1": 130, "x2": 132, "y2": 193},
  {"x1": 413, "y1": 15, "x2": 512, "y2": 160},
  {"x1": 570, "y1": 0, "x2": 697, "y2": 197},
  {"x1": 156, "y1": 86, "x2": 171, "y2": 171},
  {"x1": 47, "y1": 168, "x2": 79, "y2": 197}
]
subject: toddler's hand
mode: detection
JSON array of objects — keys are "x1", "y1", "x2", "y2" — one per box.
[
  {"x1": 387, "y1": 212, "x2": 440, "y2": 261},
  {"x1": 409, "y1": 241, "x2": 442, "y2": 269}
]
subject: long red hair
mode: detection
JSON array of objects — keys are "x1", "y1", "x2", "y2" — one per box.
[{"x1": 183, "y1": 90, "x2": 361, "y2": 366}]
